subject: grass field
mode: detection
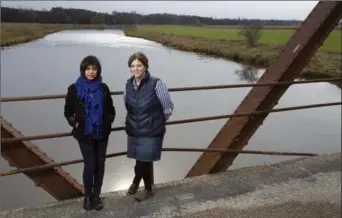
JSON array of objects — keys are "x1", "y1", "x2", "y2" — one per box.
[
  {"x1": 139, "y1": 25, "x2": 341, "y2": 53},
  {"x1": 124, "y1": 25, "x2": 341, "y2": 79},
  {"x1": 0, "y1": 23, "x2": 74, "y2": 47},
  {"x1": 0, "y1": 23, "x2": 108, "y2": 47}
]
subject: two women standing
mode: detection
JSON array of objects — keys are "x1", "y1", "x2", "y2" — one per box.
[{"x1": 64, "y1": 53, "x2": 173, "y2": 211}]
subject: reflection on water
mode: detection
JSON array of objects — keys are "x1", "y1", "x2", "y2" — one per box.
[
  {"x1": 234, "y1": 65, "x2": 261, "y2": 83},
  {"x1": 39, "y1": 29, "x2": 162, "y2": 49},
  {"x1": 1, "y1": 29, "x2": 341, "y2": 211}
]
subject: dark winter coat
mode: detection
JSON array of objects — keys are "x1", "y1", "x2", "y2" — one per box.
[{"x1": 64, "y1": 83, "x2": 115, "y2": 142}]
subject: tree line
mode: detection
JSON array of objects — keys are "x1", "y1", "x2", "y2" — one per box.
[{"x1": 1, "y1": 6, "x2": 304, "y2": 26}]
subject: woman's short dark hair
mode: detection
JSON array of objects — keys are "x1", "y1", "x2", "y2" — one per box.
[
  {"x1": 80, "y1": 55, "x2": 102, "y2": 77},
  {"x1": 128, "y1": 52, "x2": 149, "y2": 70}
]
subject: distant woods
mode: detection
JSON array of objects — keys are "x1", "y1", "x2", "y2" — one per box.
[{"x1": 1, "y1": 6, "x2": 303, "y2": 26}]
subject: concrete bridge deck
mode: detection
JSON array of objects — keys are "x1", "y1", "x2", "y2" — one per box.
[{"x1": 1, "y1": 152, "x2": 340, "y2": 218}]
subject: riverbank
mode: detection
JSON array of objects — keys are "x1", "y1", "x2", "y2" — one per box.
[
  {"x1": 0, "y1": 23, "x2": 114, "y2": 48},
  {"x1": 1, "y1": 23, "x2": 71, "y2": 47},
  {"x1": 124, "y1": 26, "x2": 341, "y2": 80},
  {"x1": 2, "y1": 23, "x2": 340, "y2": 82}
]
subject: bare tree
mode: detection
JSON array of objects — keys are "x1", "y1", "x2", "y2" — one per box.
[{"x1": 238, "y1": 23, "x2": 263, "y2": 47}]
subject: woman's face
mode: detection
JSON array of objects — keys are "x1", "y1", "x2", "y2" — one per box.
[
  {"x1": 85, "y1": 65, "x2": 98, "y2": 80},
  {"x1": 130, "y1": 59, "x2": 146, "y2": 80}
]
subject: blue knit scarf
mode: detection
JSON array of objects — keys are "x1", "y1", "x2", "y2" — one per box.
[{"x1": 75, "y1": 76, "x2": 104, "y2": 139}]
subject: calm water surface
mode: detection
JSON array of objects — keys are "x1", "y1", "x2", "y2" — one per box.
[{"x1": 1, "y1": 29, "x2": 341, "y2": 210}]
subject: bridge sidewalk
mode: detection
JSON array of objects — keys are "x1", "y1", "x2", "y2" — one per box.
[{"x1": 1, "y1": 152, "x2": 341, "y2": 218}]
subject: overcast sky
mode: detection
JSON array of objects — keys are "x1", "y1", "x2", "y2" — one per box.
[{"x1": 1, "y1": 1, "x2": 318, "y2": 20}]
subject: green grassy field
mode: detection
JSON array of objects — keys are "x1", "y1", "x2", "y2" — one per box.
[
  {"x1": 0, "y1": 23, "x2": 106, "y2": 47},
  {"x1": 124, "y1": 26, "x2": 341, "y2": 80},
  {"x1": 0, "y1": 23, "x2": 73, "y2": 47},
  {"x1": 139, "y1": 25, "x2": 341, "y2": 53}
]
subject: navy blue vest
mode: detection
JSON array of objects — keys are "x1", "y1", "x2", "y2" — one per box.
[{"x1": 125, "y1": 72, "x2": 166, "y2": 137}]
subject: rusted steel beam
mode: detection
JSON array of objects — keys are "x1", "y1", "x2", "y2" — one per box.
[
  {"x1": 186, "y1": 1, "x2": 342, "y2": 177},
  {"x1": 1, "y1": 118, "x2": 84, "y2": 200}
]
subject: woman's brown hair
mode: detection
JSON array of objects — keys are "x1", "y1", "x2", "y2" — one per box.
[{"x1": 128, "y1": 52, "x2": 149, "y2": 70}]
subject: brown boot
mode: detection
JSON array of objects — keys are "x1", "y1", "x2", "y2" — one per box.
[
  {"x1": 134, "y1": 190, "x2": 155, "y2": 202},
  {"x1": 127, "y1": 183, "x2": 139, "y2": 195}
]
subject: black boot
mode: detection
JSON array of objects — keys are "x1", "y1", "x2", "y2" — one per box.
[
  {"x1": 83, "y1": 196, "x2": 93, "y2": 211},
  {"x1": 93, "y1": 196, "x2": 104, "y2": 211}
]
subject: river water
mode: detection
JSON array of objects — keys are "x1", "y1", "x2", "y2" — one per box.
[{"x1": 1, "y1": 29, "x2": 341, "y2": 210}]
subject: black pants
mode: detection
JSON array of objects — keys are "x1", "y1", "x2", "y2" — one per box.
[
  {"x1": 132, "y1": 160, "x2": 153, "y2": 191},
  {"x1": 78, "y1": 138, "x2": 108, "y2": 197}
]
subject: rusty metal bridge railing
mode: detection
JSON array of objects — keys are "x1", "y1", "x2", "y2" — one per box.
[
  {"x1": 1, "y1": 77, "x2": 341, "y2": 144},
  {"x1": 1, "y1": 0, "x2": 341, "y2": 203},
  {"x1": 1, "y1": 77, "x2": 341, "y2": 193}
]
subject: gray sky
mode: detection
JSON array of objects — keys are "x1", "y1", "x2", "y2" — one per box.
[{"x1": 1, "y1": 1, "x2": 318, "y2": 20}]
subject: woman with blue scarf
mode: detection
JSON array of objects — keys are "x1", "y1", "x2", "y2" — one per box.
[{"x1": 64, "y1": 55, "x2": 116, "y2": 211}]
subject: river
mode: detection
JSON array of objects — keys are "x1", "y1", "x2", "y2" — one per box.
[{"x1": 1, "y1": 29, "x2": 341, "y2": 210}]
